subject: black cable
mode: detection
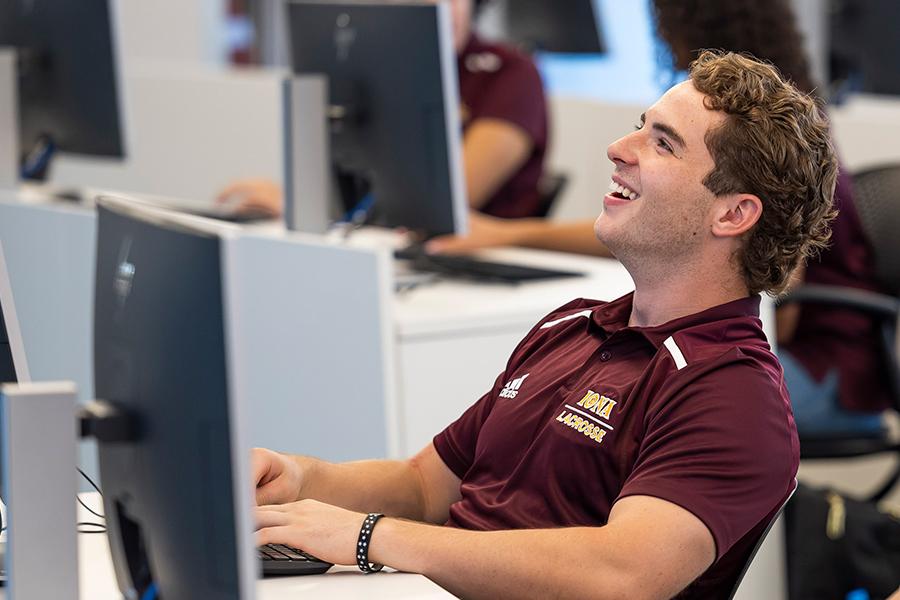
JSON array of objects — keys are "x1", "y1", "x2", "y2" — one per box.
[
  {"x1": 77, "y1": 494, "x2": 105, "y2": 520},
  {"x1": 77, "y1": 467, "x2": 103, "y2": 495},
  {"x1": 76, "y1": 466, "x2": 106, "y2": 522},
  {"x1": 77, "y1": 521, "x2": 107, "y2": 534}
]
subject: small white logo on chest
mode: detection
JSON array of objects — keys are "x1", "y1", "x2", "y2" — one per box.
[{"x1": 499, "y1": 373, "x2": 529, "y2": 399}]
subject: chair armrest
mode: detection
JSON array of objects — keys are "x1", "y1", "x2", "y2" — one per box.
[{"x1": 777, "y1": 284, "x2": 900, "y2": 319}]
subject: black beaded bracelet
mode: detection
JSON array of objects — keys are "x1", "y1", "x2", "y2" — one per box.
[{"x1": 356, "y1": 513, "x2": 385, "y2": 573}]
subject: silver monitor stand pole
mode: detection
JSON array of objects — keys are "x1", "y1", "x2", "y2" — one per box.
[
  {"x1": 0, "y1": 48, "x2": 18, "y2": 191},
  {"x1": 282, "y1": 74, "x2": 331, "y2": 234}
]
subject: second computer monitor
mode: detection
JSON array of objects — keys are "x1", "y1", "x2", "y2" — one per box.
[
  {"x1": 505, "y1": 0, "x2": 605, "y2": 54},
  {"x1": 286, "y1": 1, "x2": 468, "y2": 237},
  {"x1": 0, "y1": 0, "x2": 124, "y2": 175}
]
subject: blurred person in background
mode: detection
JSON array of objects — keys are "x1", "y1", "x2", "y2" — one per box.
[
  {"x1": 219, "y1": 0, "x2": 548, "y2": 219},
  {"x1": 431, "y1": 0, "x2": 889, "y2": 437}
]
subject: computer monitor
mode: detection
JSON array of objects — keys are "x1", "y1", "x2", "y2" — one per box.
[
  {"x1": 93, "y1": 196, "x2": 255, "y2": 600},
  {"x1": 0, "y1": 241, "x2": 29, "y2": 385},
  {"x1": 0, "y1": 0, "x2": 125, "y2": 179},
  {"x1": 829, "y1": 0, "x2": 900, "y2": 96},
  {"x1": 505, "y1": 0, "x2": 605, "y2": 54},
  {"x1": 286, "y1": 1, "x2": 468, "y2": 237}
]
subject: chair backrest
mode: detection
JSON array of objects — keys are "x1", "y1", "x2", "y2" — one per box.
[
  {"x1": 851, "y1": 165, "x2": 900, "y2": 410},
  {"x1": 852, "y1": 165, "x2": 900, "y2": 296},
  {"x1": 534, "y1": 172, "x2": 569, "y2": 218},
  {"x1": 727, "y1": 478, "x2": 799, "y2": 600}
]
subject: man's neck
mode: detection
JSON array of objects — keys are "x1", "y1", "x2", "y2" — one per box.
[{"x1": 626, "y1": 257, "x2": 751, "y2": 328}]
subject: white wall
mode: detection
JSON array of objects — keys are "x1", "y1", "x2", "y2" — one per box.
[
  {"x1": 113, "y1": 0, "x2": 229, "y2": 67},
  {"x1": 829, "y1": 94, "x2": 900, "y2": 171},
  {"x1": 51, "y1": 64, "x2": 285, "y2": 206},
  {"x1": 545, "y1": 97, "x2": 638, "y2": 221}
]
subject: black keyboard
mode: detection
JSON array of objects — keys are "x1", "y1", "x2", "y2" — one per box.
[
  {"x1": 259, "y1": 544, "x2": 332, "y2": 576},
  {"x1": 394, "y1": 245, "x2": 585, "y2": 284}
]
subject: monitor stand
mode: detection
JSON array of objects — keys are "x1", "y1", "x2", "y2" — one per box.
[
  {"x1": 282, "y1": 74, "x2": 332, "y2": 234},
  {"x1": 0, "y1": 382, "x2": 78, "y2": 599},
  {"x1": 0, "y1": 48, "x2": 18, "y2": 191}
]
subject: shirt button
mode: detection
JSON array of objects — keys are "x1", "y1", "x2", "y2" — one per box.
[{"x1": 599, "y1": 350, "x2": 612, "y2": 361}]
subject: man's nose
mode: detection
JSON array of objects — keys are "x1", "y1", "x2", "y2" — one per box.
[{"x1": 607, "y1": 130, "x2": 639, "y2": 168}]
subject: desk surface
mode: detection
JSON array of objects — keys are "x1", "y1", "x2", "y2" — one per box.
[
  {"x1": 0, "y1": 493, "x2": 454, "y2": 599},
  {"x1": 392, "y1": 246, "x2": 634, "y2": 339}
]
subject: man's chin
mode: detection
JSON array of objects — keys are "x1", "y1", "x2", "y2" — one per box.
[{"x1": 593, "y1": 214, "x2": 613, "y2": 244}]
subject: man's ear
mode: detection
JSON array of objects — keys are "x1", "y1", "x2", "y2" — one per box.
[{"x1": 711, "y1": 193, "x2": 762, "y2": 238}]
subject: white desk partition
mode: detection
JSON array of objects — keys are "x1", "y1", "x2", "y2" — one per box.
[{"x1": 225, "y1": 230, "x2": 399, "y2": 460}]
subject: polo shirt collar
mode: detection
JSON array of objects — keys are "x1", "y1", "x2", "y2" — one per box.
[
  {"x1": 458, "y1": 33, "x2": 485, "y2": 59},
  {"x1": 590, "y1": 293, "x2": 761, "y2": 349}
]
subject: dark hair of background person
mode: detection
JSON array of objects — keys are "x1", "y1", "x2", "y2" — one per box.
[{"x1": 652, "y1": 0, "x2": 818, "y2": 96}]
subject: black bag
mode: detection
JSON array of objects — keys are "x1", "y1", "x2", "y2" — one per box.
[{"x1": 786, "y1": 482, "x2": 900, "y2": 600}]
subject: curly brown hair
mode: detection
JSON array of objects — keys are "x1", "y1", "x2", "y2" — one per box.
[
  {"x1": 653, "y1": 0, "x2": 817, "y2": 95},
  {"x1": 689, "y1": 51, "x2": 837, "y2": 295}
]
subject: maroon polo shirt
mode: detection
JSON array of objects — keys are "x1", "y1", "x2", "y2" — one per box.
[
  {"x1": 457, "y1": 35, "x2": 548, "y2": 219},
  {"x1": 433, "y1": 293, "x2": 799, "y2": 599},
  {"x1": 781, "y1": 167, "x2": 890, "y2": 412}
]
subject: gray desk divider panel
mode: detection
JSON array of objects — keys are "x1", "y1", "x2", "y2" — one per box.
[
  {"x1": 223, "y1": 231, "x2": 399, "y2": 462},
  {"x1": 0, "y1": 199, "x2": 98, "y2": 485}
]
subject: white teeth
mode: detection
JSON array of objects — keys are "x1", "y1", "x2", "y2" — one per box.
[{"x1": 608, "y1": 180, "x2": 639, "y2": 199}]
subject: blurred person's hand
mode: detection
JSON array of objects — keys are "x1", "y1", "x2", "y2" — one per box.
[
  {"x1": 426, "y1": 210, "x2": 525, "y2": 254},
  {"x1": 216, "y1": 179, "x2": 283, "y2": 218}
]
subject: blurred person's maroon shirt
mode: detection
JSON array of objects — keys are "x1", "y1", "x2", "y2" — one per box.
[
  {"x1": 434, "y1": 293, "x2": 799, "y2": 599},
  {"x1": 457, "y1": 35, "x2": 548, "y2": 219}
]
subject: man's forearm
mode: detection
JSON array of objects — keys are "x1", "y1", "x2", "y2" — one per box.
[
  {"x1": 295, "y1": 456, "x2": 431, "y2": 522},
  {"x1": 370, "y1": 520, "x2": 649, "y2": 600}
]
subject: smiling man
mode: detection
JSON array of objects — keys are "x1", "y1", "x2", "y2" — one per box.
[{"x1": 253, "y1": 51, "x2": 836, "y2": 599}]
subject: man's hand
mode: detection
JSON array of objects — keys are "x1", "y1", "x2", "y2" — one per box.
[
  {"x1": 256, "y1": 499, "x2": 367, "y2": 566},
  {"x1": 252, "y1": 447, "x2": 307, "y2": 506}
]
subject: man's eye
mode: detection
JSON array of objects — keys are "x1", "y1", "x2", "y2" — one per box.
[{"x1": 657, "y1": 138, "x2": 674, "y2": 153}]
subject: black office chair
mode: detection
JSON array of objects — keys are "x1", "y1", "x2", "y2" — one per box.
[
  {"x1": 727, "y1": 479, "x2": 799, "y2": 600},
  {"x1": 777, "y1": 164, "x2": 900, "y2": 503},
  {"x1": 534, "y1": 171, "x2": 569, "y2": 218}
]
